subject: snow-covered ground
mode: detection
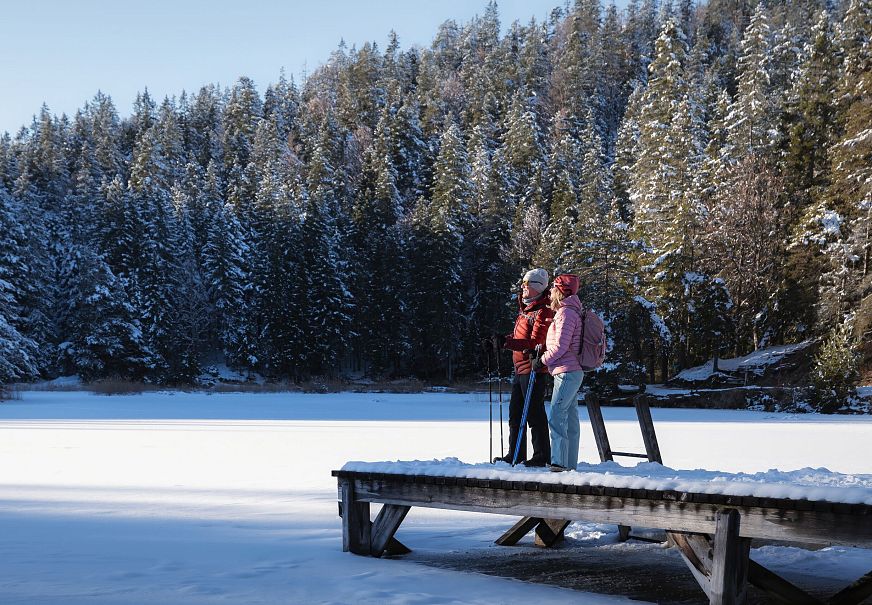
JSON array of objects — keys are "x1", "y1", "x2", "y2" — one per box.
[
  {"x1": 1, "y1": 390, "x2": 871, "y2": 604},
  {"x1": 674, "y1": 341, "x2": 812, "y2": 382}
]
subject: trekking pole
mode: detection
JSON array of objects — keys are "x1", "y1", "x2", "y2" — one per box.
[
  {"x1": 496, "y1": 338, "x2": 504, "y2": 459},
  {"x1": 485, "y1": 340, "x2": 493, "y2": 463},
  {"x1": 511, "y1": 370, "x2": 537, "y2": 466}
]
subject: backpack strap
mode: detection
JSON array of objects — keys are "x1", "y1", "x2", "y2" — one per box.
[{"x1": 564, "y1": 303, "x2": 586, "y2": 356}]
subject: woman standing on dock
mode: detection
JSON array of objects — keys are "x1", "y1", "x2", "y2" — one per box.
[{"x1": 538, "y1": 274, "x2": 584, "y2": 472}]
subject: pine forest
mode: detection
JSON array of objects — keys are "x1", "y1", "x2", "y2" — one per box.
[{"x1": 0, "y1": 0, "x2": 870, "y2": 410}]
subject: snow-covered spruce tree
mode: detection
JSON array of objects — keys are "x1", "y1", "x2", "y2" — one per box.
[
  {"x1": 168, "y1": 181, "x2": 211, "y2": 380},
  {"x1": 627, "y1": 19, "x2": 714, "y2": 375},
  {"x1": 405, "y1": 119, "x2": 468, "y2": 381},
  {"x1": 613, "y1": 84, "x2": 643, "y2": 223},
  {"x1": 11, "y1": 165, "x2": 58, "y2": 375},
  {"x1": 466, "y1": 129, "x2": 516, "y2": 358},
  {"x1": 782, "y1": 10, "x2": 837, "y2": 197},
  {"x1": 810, "y1": 322, "x2": 860, "y2": 413},
  {"x1": 348, "y1": 109, "x2": 408, "y2": 376},
  {"x1": 501, "y1": 92, "x2": 547, "y2": 267},
  {"x1": 83, "y1": 91, "x2": 125, "y2": 185},
  {"x1": 822, "y1": 0, "x2": 872, "y2": 320},
  {"x1": 537, "y1": 110, "x2": 583, "y2": 270},
  {"x1": 725, "y1": 4, "x2": 776, "y2": 156},
  {"x1": 547, "y1": 0, "x2": 601, "y2": 131},
  {"x1": 222, "y1": 77, "x2": 263, "y2": 229},
  {"x1": 570, "y1": 120, "x2": 634, "y2": 312},
  {"x1": 57, "y1": 244, "x2": 153, "y2": 380},
  {"x1": 0, "y1": 184, "x2": 38, "y2": 386},
  {"x1": 518, "y1": 16, "x2": 550, "y2": 100},
  {"x1": 263, "y1": 70, "x2": 301, "y2": 144},
  {"x1": 98, "y1": 174, "x2": 141, "y2": 282},
  {"x1": 201, "y1": 161, "x2": 251, "y2": 368},
  {"x1": 127, "y1": 124, "x2": 196, "y2": 382},
  {"x1": 298, "y1": 116, "x2": 352, "y2": 379},
  {"x1": 183, "y1": 84, "x2": 225, "y2": 171},
  {"x1": 336, "y1": 41, "x2": 384, "y2": 133},
  {"x1": 248, "y1": 116, "x2": 305, "y2": 379},
  {"x1": 390, "y1": 96, "x2": 429, "y2": 210},
  {"x1": 597, "y1": 3, "x2": 632, "y2": 151},
  {"x1": 379, "y1": 30, "x2": 412, "y2": 107},
  {"x1": 785, "y1": 1, "x2": 872, "y2": 333}
]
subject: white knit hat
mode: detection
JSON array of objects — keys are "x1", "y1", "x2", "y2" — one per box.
[{"x1": 522, "y1": 268, "x2": 549, "y2": 293}]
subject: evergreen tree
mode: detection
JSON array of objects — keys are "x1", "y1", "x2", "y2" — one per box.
[
  {"x1": 725, "y1": 4, "x2": 775, "y2": 154},
  {"x1": 501, "y1": 93, "x2": 546, "y2": 265},
  {"x1": 201, "y1": 162, "x2": 251, "y2": 367},
  {"x1": 783, "y1": 10, "x2": 837, "y2": 195},
  {"x1": 406, "y1": 119, "x2": 469, "y2": 380},
  {"x1": 298, "y1": 116, "x2": 352, "y2": 378},
  {"x1": 57, "y1": 244, "x2": 152, "y2": 380},
  {"x1": 128, "y1": 125, "x2": 194, "y2": 381},
  {"x1": 810, "y1": 322, "x2": 860, "y2": 413},
  {"x1": 222, "y1": 77, "x2": 263, "y2": 226},
  {"x1": 247, "y1": 114, "x2": 303, "y2": 378},
  {"x1": 0, "y1": 184, "x2": 38, "y2": 384},
  {"x1": 824, "y1": 0, "x2": 872, "y2": 317}
]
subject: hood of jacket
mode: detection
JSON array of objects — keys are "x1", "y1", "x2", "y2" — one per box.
[{"x1": 559, "y1": 294, "x2": 582, "y2": 315}]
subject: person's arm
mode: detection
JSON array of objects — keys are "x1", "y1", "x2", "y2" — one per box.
[
  {"x1": 504, "y1": 334, "x2": 537, "y2": 351},
  {"x1": 541, "y1": 310, "x2": 573, "y2": 366},
  {"x1": 530, "y1": 309, "x2": 553, "y2": 346}
]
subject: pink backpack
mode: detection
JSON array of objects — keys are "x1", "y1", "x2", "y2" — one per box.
[{"x1": 578, "y1": 306, "x2": 606, "y2": 371}]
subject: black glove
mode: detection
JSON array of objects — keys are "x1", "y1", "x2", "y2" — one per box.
[
  {"x1": 531, "y1": 354, "x2": 544, "y2": 371},
  {"x1": 492, "y1": 334, "x2": 507, "y2": 350}
]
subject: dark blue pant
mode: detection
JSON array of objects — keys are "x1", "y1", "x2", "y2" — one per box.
[{"x1": 507, "y1": 372, "x2": 551, "y2": 463}]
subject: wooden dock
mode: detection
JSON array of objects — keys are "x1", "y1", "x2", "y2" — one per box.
[{"x1": 333, "y1": 468, "x2": 872, "y2": 605}]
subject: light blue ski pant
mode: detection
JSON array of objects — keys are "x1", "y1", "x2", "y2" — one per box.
[{"x1": 548, "y1": 370, "x2": 584, "y2": 469}]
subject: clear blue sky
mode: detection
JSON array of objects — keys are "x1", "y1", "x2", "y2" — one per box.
[{"x1": 1, "y1": 1, "x2": 632, "y2": 135}]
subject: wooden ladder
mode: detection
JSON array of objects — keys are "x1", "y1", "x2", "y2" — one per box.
[{"x1": 585, "y1": 392, "x2": 662, "y2": 541}]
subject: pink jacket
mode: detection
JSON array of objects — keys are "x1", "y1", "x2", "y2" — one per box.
[{"x1": 540, "y1": 295, "x2": 583, "y2": 375}]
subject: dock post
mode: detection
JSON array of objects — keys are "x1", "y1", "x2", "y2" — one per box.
[
  {"x1": 710, "y1": 509, "x2": 750, "y2": 605},
  {"x1": 340, "y1": 479, "x2": 371, "y2": 555}
]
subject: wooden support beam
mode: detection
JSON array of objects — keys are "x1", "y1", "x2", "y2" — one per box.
[
  {"x1": 384, "y1": 537, "x2": 412, "y2": 556},
  {"x1": 672, "y1": 532, "x2": 713, "y2": 576},
  {"x1": 340, "y1": 479, "x2": 371, "y2": 555},
  {"x1": 534, "y1": 519, "x2": 571, "y2": 547},
  {"x1": 672, "y1": 532, "x2": 714, "y2": 599},
  {"x1": 370, "y1": 504, "x2": 411, "y2": 558},
  {"x1": 748, "y1": 559, "x2": 821, "y2": 604},
  {"x1": 829, "y1": 568, "x2": 872, "y2": 605},
  {"x1": 346, "y1": 477, "x2": 872, "y2": 547},
  {"x1": 634, "y1": 394, "x2": 662, "y2": 464},
  {"x1": 495, "y1": 516, "x2": 541, "y2": 546},
  {"x1": 710, "y1": 509, "x2": 748, "y2": 605}
]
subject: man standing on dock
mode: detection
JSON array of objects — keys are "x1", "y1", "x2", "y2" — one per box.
[{"x1": 496, "y1": 268, "x2": 554, "y2": 467}]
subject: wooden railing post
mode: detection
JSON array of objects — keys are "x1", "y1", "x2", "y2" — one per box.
[
  {"x1": 585, "y1": 392, "x2": 613, "y2": 462},
  {"x1": 634, "y1": 394, "x2": 662, "y2": 464}
]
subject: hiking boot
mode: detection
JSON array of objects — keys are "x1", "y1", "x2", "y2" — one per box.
[
  {"x1": 549, "y1": 463, "x2": 569, "y2": 472},
  {"x1": 523, "y1": 455, "x2": 548, "y2": 468},
  {"x1": 493, "y1": 455, "x2": 517, "y2": 464}
]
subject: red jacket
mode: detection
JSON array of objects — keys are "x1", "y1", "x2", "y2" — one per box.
[{"x1": 504, "y1": 293, "x2": 554, "y2": 375}]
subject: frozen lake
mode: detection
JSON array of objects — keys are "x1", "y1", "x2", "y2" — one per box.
[{"x1": 1, "y1": 390, "x2": 870, "y2": 604}]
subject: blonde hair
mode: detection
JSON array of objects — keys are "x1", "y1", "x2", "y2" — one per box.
[{"x1": 550, "y1": 286, "x2": 566, "y2": 311}]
